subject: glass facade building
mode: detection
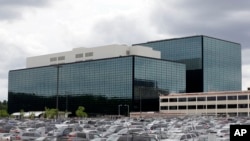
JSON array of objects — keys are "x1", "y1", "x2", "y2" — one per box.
[
  {"x1": 8, "y1": 56, "x2": 186, "y2": 115},
  {"x1": 134, "y1": 35, "x2": 241, "y2": 92}
]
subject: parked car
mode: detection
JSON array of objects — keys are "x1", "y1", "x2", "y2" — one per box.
[
  {"x1": 116, "y1": 128, "x2": 144, "y2": 135},
  {"x1": 0, "y1": 133, "x2": 13, "y2": 141},
  {"x1": 9, "y1": 126, "x2": 26, "y2": 134},
  {"x1": 101, "y1": 125, "x2": 124, "y2": 137},
  {"x1": 165, "y1": 132, "x2": 199, "y2": 141},
  {"x1": 14, "y1": 132, "x2": 42, "y2": 141},
  {"x1": 35, "y1": 136, "x2": 68, "y2": 141},
  {"x1": 67, "y1": 131, "x2": 103, "y2": 141},
  {"x1": 216, "y1": 129, "x2": 229, "y2": 137},
  {"x1": 106, "y1": 134, "x2": 159, "y2": 141},
  {"x1": 48, "y1": 127, "x2": 75, "y2": 137}
]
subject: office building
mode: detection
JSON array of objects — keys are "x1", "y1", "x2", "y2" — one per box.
[
  {"x1": 160, "y1": 91, "x2": 250, "y2": 116},
  {"x1": 8, "y1": 45, "x2": 186, "y2": 115},
  {"x1": 134, "y1": 35, "x2": 242, "y2": 93}
]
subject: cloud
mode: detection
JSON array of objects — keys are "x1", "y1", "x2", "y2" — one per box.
[
  {"x1": 242, "y1": 65, "x2": 250, "y2": 90},
  {"x1": 242, "y1": 49, "x2": 250, "y2": 90},
  {"x1": 0, "y1": 0, "x2": 249, "y2": 101},
  {"x1": 242, "y1": 49, "x2": 250, "y2": 65},
  {"x1": 0, "y1": 0, "x2": 49, "y2": 6},
  {"x1": 149, "y1": 0, "x2": 250, "y2": 49},
  {"x1": 89, "y1": 15, "x2": 153, "y2": 46},
  {"x1": 0, "y1": 0, "x2": 52, "y2": 20}
]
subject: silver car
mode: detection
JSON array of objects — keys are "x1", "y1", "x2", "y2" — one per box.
[{"x1": 13, "y1": 132, "x2": 42, "y2": 141}]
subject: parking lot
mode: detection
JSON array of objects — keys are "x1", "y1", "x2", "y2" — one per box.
[{"x1": 0, "y1": 115, "x2": 246, "y2": 141}]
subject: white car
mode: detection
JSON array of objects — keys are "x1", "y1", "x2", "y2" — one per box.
[
  {"x1": 0, "y1": 133, "x2": 13, "y2": 141},
  {"x1": 216, "y1": 129, "x2": 229, "y2": 137}
]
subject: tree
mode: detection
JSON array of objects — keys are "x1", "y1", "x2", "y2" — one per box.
[
  {"x1": 20, "y1": 109, "x2": 24, "y2": 119},
  {"x1": 75, "y1": 106, "x2": 87, "y2": 118},
  {"x1": 0, "y1": 100, "x2": 7, "y2": 110},
  {"x1": 29, "y1": 112, "x2": 35, "y2": 119},
  {"x1": 0, "y1": 110, "x2": 9, "y2": 117},
  {"x1": 44, "y1": 107, "x2": 58, "y2": 119}
]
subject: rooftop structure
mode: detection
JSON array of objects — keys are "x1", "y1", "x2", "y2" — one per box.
[{"x1": 26, "y1": 44, "x2": 161, "y2": 68}]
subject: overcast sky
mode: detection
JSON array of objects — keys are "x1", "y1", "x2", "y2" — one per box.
[{"x1": 0, "y1": 0, "x2": 249, "y2": 101}]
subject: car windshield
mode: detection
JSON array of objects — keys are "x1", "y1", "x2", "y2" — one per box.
[{"x1": 3, "y1": 134, "x2": 11, "y2": 137}]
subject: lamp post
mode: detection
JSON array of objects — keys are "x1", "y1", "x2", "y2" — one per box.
[
  {"x1": 65, "y1": 91, "x2": 68, "y2": 118},
  {"x1": 139, "y1": 87, "x2": 142, "y2": 118},
  {"x1": 124, "y1": 105, "x2": 129, "y2": 117},
  {"x1": 118, "y1": 104, "x2": 122, "y2": 117},
  {"x1": 54, "y1": 65, "x2": 62, "y2": 119}
]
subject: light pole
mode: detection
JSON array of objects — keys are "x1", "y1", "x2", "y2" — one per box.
[
  {"x1": 124, "y1": 105, "x2": 129, "y2": 117},
  {"x1": 118, "y1": 104, "x2": 122, "y2": 117},
  {"x1": 54, "y1": 65, "x2": 62, "y2": 119},
  {"x1": 65, "y1": 91, "x2": 68, "y2": 117},
  {"x1": 139, "y1": 87, "x2": 142, "y2": 118}
]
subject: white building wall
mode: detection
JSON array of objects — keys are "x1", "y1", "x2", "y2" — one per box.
[
  {"x1": 26, "y1": 44, "x2": 161, "y2": 68},
  {"x1": 160, "y1": 91, "x2": 250, "y2": 116}
]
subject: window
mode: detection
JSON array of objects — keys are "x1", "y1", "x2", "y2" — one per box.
[
  {"x1": 78, "y1": 133, "x2": 86, "y2": 138},
  {"x1": 75, "y1": 53, "x2": 83, "y2": 58},
  {"x1": 186, "y1": 134, "x2": 192, "y2": 139},
  {"x1": 161, "y1": 99, "x2": 168, "y2": 102},
  {"x1": 228, "y1": 95, "x2": 237, "y2": 100},
  {"x1": 197, "y1": 105, "x2": 206, "y2": 109},
  {"x1": 217, "y1": 105, "x2": 226, "y2": 109},
  {"x1": 178, "y1": 97, "x2": 186, "y2": 102},
  {"x1": 238, "y1": 104, "x2": 248, "y2": 108},
  {"x1": 217, "y1": 96, "x2": 226, "y2": 101},
  {"x1": 188, "y1": 105, "x2": 196, "y2": 109},
  {"x1": 207, "y1": 105, "x2": 215, "y2": 109},
  {"x1": 180, "y1": 135, "x2": 186, "y2": 140},
  {"x1": 126, "y1": 50, "x2": 130, "y2": 55},
  {"x1": 34, "y1": 133, "x2": 40, "y2": 137},
  {"x1": 50, "y1": 57, "x2": 57, "y2": 62},
  {"x1": 238, "y1": 113, "x2": 248, "y2": 117},
  {"x1": 188, "y1": 97, "x2": 196, "y2": 102},
  {"x1": 197, "y1": 97, "x2": 206, "y2": 101},
  {"x1": 238, "y1": 95, "x2": 248, "y2": 100},
  {"x1": 169, "y1": 98, "x2": 177, "y2": 102},
  {"x1": 178, "y1": 106, "x2": 186, "y2": 109},
  {"x1": 169, "y1": 106, "x2": 177, "y2": 110},
  {"x1": 161, "y1": 106, "x2": 168, "y2": 110},
  {"x1": 63, "y1": 128, "x2": 72, "y2": 136},
  {"x1": 58, "y1": 56, "x2": 65, "y2": 61},
  {"x1": 207, "y1": 97, "x2": 216, "y2": 101},
  {"x1": 85, "y1": 52, "x2": 93, "y2": 57},
  {"x1": 228, "y1": 104, "x2": 237, "y2": 108}
]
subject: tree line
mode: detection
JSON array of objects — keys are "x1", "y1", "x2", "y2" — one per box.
[
  {"x1": 0, "y1": 100, "x2": 8, "y2": 117},
  {"x1": 0, "y1": 100, "x2": 88, "y2": 118}
]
